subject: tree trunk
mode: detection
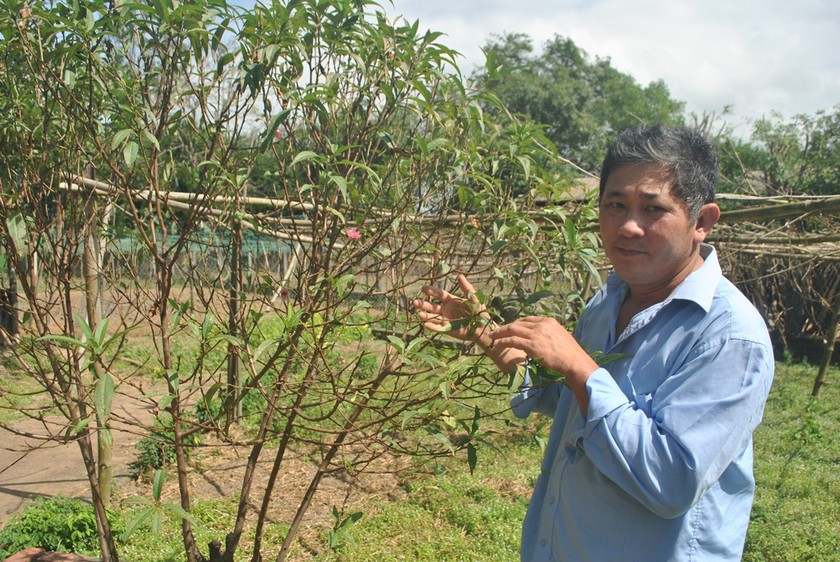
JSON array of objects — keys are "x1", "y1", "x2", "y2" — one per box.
[
  {"x1": 77, "y1": 430, "x2": 120, "y2": 562},
  {"x1": 226, "y1": 216, "x2": 243, "y2": 427},
  {"x1": 812, "y1": 288, "x2": 840, "y2": 396},
  {"x1": 82, "y1": 164, "x2": 113, "y2": 506}
]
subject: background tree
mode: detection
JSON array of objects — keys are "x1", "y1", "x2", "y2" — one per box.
[
  {"x1": 719, "y1": 106, "x2": 840, "y2": 197},
  {"x1": 473, "y1": 32, "x2": 685, "y2": 174},
  {"x1": 713, "y1": 106, "x2": 840, "y2": 377}
]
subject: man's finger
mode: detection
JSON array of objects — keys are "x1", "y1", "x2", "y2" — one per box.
[{"x1": 457, "y1": 274, "x2": 478, "y2": 303}]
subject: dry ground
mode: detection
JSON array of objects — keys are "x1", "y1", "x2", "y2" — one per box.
[{"x1": 1, "y1": 381, "x2": 407, "y2": 536}]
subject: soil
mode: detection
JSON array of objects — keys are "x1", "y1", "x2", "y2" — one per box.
[
  {"x1": 0, "y1": 385, "x2": 154, "y2": 526},
  {"x1": 0, "y1": 383, "x2": 407, "y2": 538}
]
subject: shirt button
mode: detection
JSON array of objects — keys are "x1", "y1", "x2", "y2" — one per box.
[
  {"x1": 549, "y1": 495, "x2": 556, "y2": 505},
  {"x1": 541, "y1": 539, "x2": 547, "y2": 547}
]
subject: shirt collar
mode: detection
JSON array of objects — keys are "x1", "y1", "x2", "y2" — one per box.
[{"x1": 670, "y1": 243, "x2": 721, "y2": 312}]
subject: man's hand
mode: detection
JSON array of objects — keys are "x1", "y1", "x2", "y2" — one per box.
[
  {"x1": 413, "y1": 274, "x2": 527, "y2": 372},
  {"x1": 413, "y1": 274, "x2": 487, "y2": 341},
  {"x1": 489, "y1": 316, "x2": 599, "y2": 414}
]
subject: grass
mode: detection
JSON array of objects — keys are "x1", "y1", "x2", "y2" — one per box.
[
  {"x1": 0, "y1": 355, "x2": 56, "y2": 425},
  {"x1": 743, "y1": 362, "x2": 840, "y2": 562},
  {"x1": 2, "y1": 360, "x2": 837, "y2": 561}
]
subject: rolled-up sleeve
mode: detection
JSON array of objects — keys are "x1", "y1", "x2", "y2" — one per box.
[{"x1": 579, "y1": 336, "x2": 773, "y2": 518}]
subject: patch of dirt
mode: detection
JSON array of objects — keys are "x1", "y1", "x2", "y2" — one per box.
[
  {"x1": 0, "y1": 381, "x2": 156, "y2": 526},
  {"x1": 1, "y1": 388, "x2": 407, "y2": 540},
  {"x1": 115, "y1": 434, "x2": 408, "y2": 530}
]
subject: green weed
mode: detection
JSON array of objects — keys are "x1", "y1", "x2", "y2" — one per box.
[{"x1": 0, "y1": 496, "x2": 120, "y2": 558}]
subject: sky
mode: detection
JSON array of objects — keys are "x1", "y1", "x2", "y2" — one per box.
[{"x1": 385, "y1": 0, "x2": 840, "y2": 135}]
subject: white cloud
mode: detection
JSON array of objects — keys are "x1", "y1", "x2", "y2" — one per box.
[{"x1": 388, "y1": 0, "x2": 840, "y2": 132}]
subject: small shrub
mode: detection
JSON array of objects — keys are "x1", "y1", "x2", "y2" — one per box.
[
  {"x1": 133, "y1": 414, "x2": 178, "y2": 475},
  {"x1": 0, "y1": 496, "x2": 119, "y2": 558}
]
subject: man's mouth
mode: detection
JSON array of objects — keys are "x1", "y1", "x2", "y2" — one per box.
[{"x1": 615, "y1": 246, "x2": 645, "y2": 256}]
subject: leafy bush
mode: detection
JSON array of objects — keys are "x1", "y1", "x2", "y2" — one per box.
[
  {"x1": 0, "y1": 496, "x2": 120, "y2": 558},
  {"x1": 133, "y1": 414, "x2": 178, "y2": 475}
]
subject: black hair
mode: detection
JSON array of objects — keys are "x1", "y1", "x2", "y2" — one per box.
[{"x1": 598, "y1": 125, "x2": 719, "y2": 219}]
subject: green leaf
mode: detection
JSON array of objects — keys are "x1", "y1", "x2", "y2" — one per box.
[
  {"x1": 122, "y1": 505, "x2": 156, "y2": 539},
  {"x1": 467, "y1": 442, "x2": 478, "y2": 474},
  {"x1": 330, "y1": 174, "x2": 348, "y2": 201},
  {"x1": 39, "y1": 334, "x2": 86, "y2": 349},
  {"x1": 111, "y1": 129, "x2": 134, "y2": 150},
  {"x1": 516, "y1": 155, "x2": 531, "y2": 180},
  {"x1": 254, "y1": 338, "x2": 279, "y2": 361},
  {"x1": 525, "y1": 290, "x2": 554, "y2": 305},
  {"x1": 75, "y1": 313, "x2": 94, "y2": 342},
  {"x1": 470, "y1": 405, "x2": 481, "y2": 436},
  {"x1": 152, "y1": 468, "x2": 165, "y2": 502},
  {"x1": 339, "y1": 511, "x2": 363, "y2": 530},
  {"x1": 385, "y1": 335, "x2": 405, "y2": 353},
  {"x1": 5, "y1": 214, "x2": 28, "y2": 254},
  {"x1": 94, "y1": 373, "x2": 115, "y2": 420},
  {"x1": 150, "y1": 508, "x2": 164, "y2": 532},
  {"x1": 92, "y1": 318, "x2": 110, "y2": 349},
  {"x1": 214, "y1": 334, "x2": 243, "y2": 348},
  {"x1": 123, "y1": 141, "x2": 139, "y2": 167},
  {"x1": 163, "y1": 502, "x2": 199, "y2": 527},
  {"x1": 291, "y1": 150, "x2": 319, "y2": 167},
  {"x1": 142, "y1": 129, "x2": 161, "y2": 151},
  {"x1": 202, "y1": 382, "x2": 223, "y2": 408},
  {"x1": 260, "y1": 109, "x2": 292, "y2": 152},
  {"x1": 201, "y1": 312, "x2": 216, "y2": 339},
  {"x1": 439, "y1": 381, "x2": 449, "y2": 400},
  {"x1": 70, "y1": 416, "x2": 94, "y2": 435}
]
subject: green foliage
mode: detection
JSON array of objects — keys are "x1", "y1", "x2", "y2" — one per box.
[
  {"x1": 133, "y1": 413, "x2": 180, "y2": 474},
  {"x1": 0, "y1": 496, "x2": 121, "y2": 558},
  {"x1": 475, "y1": 32, "x2": 685, "y2": 173},
  {"x1": 16, "y1": 361, "x2": 823, "y2": 562},
  {"x1": 312, "y1": 433, "x2": 540, "y2": 562},
  {"x1": 326, "y1": 506, "x2": 363, "y2": 552},
  {"x1": 719, "y1": 106, "x2": 840, "y2": 198},
  {"x1": 123, "y1": 469, "x2": 199, "y2": 540},
  {"x1": 117, "y1": 497, "x2": 293, "y2": 562},
  {"x1": 0, "y1": 0, "x2": 598, "y2": 560}
]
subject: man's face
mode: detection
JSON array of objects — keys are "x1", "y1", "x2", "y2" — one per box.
[{"x1": 598, "y1": 162, "x2": 704, "y2": 295}]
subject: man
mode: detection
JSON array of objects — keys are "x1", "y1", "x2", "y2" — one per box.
[{"x1": 413, "y1": 125, "x2": 774, "y2": 561}]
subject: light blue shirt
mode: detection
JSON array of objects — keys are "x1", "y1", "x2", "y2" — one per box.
[{"x1": 511, "y1": 245, "x2": 774, "y2": 562}]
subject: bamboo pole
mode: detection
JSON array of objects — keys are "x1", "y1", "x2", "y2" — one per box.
[{"x1": 719, "y1": 195, "x2": 840, "y2": 223}]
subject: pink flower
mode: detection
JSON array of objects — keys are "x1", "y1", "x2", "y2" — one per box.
[{"x1": 346, "y1": 228, "x2": 362, "y2": 240}]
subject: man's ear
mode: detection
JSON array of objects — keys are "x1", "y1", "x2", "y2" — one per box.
[{"x1": 694, "y1": 203, "x2": 721, "y2": 242}]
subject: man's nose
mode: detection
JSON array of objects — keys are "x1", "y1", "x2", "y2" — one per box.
[{"x1": 618, "y1": 215, "x2": 645, "y2": 237}]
